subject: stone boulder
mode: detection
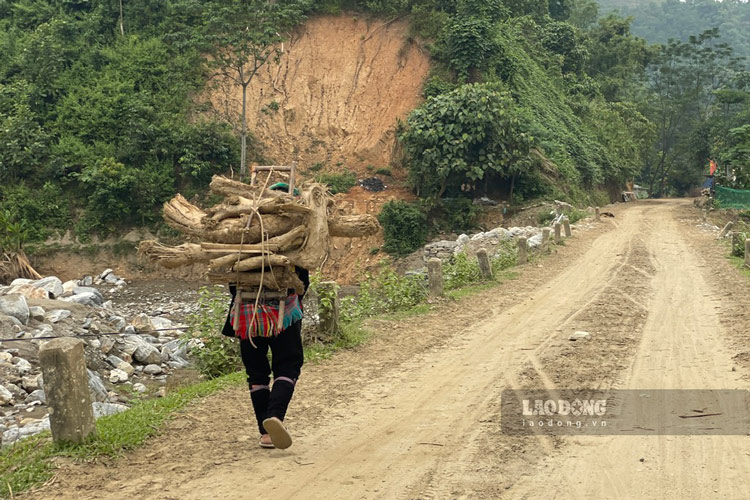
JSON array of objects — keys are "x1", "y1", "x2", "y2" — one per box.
[
  {"x1": 0, "y1": 294, "x2": 30, "y2": 325},
  {"x1": 30, "y1": 277, "x2": 64, "y2": 299}
]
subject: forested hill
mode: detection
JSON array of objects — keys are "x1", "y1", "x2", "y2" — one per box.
[
  {"x1": 1, "y1": 0, "x2": 748, "y2": 256},
  {"x1": 598, "y1": 0, "x2": 750, "y2": 59}
]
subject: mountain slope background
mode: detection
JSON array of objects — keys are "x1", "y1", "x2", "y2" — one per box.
[{"x1": 598, "y1": 0, "x2": 750, "y2": 59}]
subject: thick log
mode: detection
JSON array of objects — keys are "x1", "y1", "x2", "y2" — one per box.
[
  {"x1": 328, "y1": 214, "x2": 380, "y2": 238},
  {"x1": 233, "y1": 254, "x2": 291, "y2": 272},
  {"x1": 140, "y1": 227, "x2": 308, "y2": 269},
  {"x1": 204, "y1": 195, "x2": 309, "y2": 227},
  {"x1": 285, "y1": 184, "x2": 330, "y2": 270},
  {"x1": 209, "y1": 175, "x2": 287, "y2": 200},
  {"x1": 208, "y1": 267, "x2": 304, "y2": 294},
  {"x1": 138, "y1": 241, "x2": 209, "y2": 269}
]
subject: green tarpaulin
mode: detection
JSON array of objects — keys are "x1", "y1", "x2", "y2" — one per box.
[{"x1": 715, "y1": 186, "x2": 750, "y2": 209}]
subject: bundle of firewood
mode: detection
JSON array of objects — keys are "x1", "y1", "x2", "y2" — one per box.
[{"x1": 138, "y1": 175, "x2": 379, "y2": 292}]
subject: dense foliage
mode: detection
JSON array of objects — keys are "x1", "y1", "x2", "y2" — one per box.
[
  {"x1": 2, "y1": 0, "x2": 748, "y2": 248},
  {"x1": 378, "y1": 200, "x2": 429, "y2": 256}
]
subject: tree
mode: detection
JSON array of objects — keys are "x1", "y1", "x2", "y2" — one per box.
[
  {"x1": 642, "y1": 29, "x2": 745, "y2": 196},
  {"x1": 399, "y1": 83, "x2": 533, "y2": 198},
  {"x1": 203, "y1": 0, "x2": 308, "y2": 178}
]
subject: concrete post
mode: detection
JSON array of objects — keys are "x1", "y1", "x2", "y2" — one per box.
[
  {"x1": 476, "y1": 249, "x2": 492, "y2": 280},
  {"x1": 317, "y1": 281, "x2": 341, "y2": 337},
  {"x1": 595, "y1": 207, "x2": 601, "y2": 221},
  {"x1": 542, "y1": 228, "x2": 552, "y2": 253},
  {"x1": 554, "y1": 222, "x2": 562, "y2": 244},
  {"x1": 39, "y1": 338, "x2": 96, "y2": 444},
  {"x1": 718, "y1": 221, "x2": 734, "y2": 239},
  {"x1": 745, "y1": 239, "x2": 750, "y2": 268},
  {"x1": 427, "y1": 258, "x2": 444, "y2": 297},
  {"x1": 518, "y1": 237, "x2": 528, "y2": 265},
  {"x1": 563, "y1": 217, "x2": 572, "y2": 237}
]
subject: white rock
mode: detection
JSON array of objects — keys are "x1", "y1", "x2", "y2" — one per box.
[
  {"x1": 31, "y1": 277, "x2": 64, "y2": 299},
  {"x1": 92, "y1": 401, "x2": 128, "y2": 418},
  {"x1": 9, "y1": 278, "x2": 32, "y2": 287},
  {"x1": 0, "y1": 385, "x2": 13, "y2": 405},
  {"x1": 569, "y1": 331, "x2": 591, "y2": 341},
  {"x1": 0, "y1": 352, "x2": 12, "y2": 363},
  {"x1": 45, "y1": 309, "x2": 72, "y2": 324},
  {"x1": 61, "y1": 280, "x2": 77, "y2": 297},
  {"x1": 116, "y1": 361, "x2": 135, "y2": 377},
  {"x1": 109, "y1": 368, "x2": 129, "y2": 383},
  {"x1": 143, "y1": 364, "x2": 163, "y2": 375},
  {"x1": 0, "y1": 294, "x2": 29, "y2": 325},
  {"x1": 28, "y1": 306, "x2": 46, "y2": 322},
  {"x1": 21, "y1": 374, "x2": 42, "y2": 392},
  {"x1": 131, "y1": 313, "x2": 154, "y2": 331},
  {"x1": 100, "y1": 268, "x2": 114, "y2": 280},
  {"x1": 14, "y1": 358, "x2": 33, "y2": 375},
  {"x1": 63, "y1": 292, "x2": 100, "y2": 307},
  {"x1": 132, "y1": 383, "x2": 147, "y2": 394},
  {"x1": 88, "y1": 369, "x2": 108, "y2": 402},
  {"x1": 24, "y1": 389, "x2": 46, "y2": 404},
  {"x1": 18, "y1": 416, "x2": 50, "y2": 437}
]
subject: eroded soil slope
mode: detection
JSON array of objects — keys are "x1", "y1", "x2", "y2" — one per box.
[{"x1": 209, "y1": 15, "x2": 430, "y2": 172}]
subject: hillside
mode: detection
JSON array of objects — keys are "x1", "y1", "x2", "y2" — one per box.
[
  {"x1": 209, "y1": 16, "x2": 430, "y2": 174},
  {"x1": 598, "y1": 0, "x2": 750, "y2": 59}
]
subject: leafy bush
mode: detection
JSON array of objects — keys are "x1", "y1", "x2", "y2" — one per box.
[
  {"x1": 341, "y1": 264, "x2": 428, "y2": 321},
  {"x1": 378, "y1": 200, "x2": 429, "y2": 256},
  {"x1": 316, "y1": 171, "x2": 357, "y2": 194},
  {"x1": 443, "y1": 252, "x2": 483, "y2": 290},
  {"x1": 182, "y1": 286, "x2": 241, "y2": 379},
  {"x1": 732, "y1": 230, "x2": 748, "y2": 258},
  {"x1": 432, "y1": 197, "x2": 480, "y2": 232},
  {"x1": 375, "y1": 167, "x2": 392, "y2": 176},
  {"x1": 399, "y1": 83, "x2": 533, "y2": 198}
]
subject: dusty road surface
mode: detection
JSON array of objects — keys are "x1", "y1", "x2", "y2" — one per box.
[{"x1": 24, "y1": 199, "x2": 750, "y2": 500}]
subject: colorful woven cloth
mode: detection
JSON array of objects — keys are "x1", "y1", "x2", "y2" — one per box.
[{"x1": 230, "y1": 294, "x2": 303, "y2": 339}]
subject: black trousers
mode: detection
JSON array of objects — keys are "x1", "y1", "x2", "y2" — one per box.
[{"x1": 240, "y1": 320, "x2": 304, "y2": 435}]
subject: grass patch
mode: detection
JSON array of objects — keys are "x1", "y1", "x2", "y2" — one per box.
[
  {"x1": 445, "y1": 270, "x2": 517, "y2": 301},
  {"x1": 728, "y1": 255, "x2": 750, "y2": 279},
  {"x1": 0, "y1": 372, "x2": 244, "y2": 498},
  {"x1": 304, "y1": 321, "x2": 371, "y2": 363}
]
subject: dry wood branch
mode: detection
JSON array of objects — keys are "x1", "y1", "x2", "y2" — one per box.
[
  {"x1": 328, "y1": 214, "x2": 380, "y2": 238},
  {"x1": 233, "y1": 254, "x2": 290, "y2": 272},
  {"x1": 285, "y1": 184, "x2": 330, "y2": 269},
  {"x1": 207, "y1": 267, "x2": 304, "y2": 293},
  {"x1": 209, "y1": 175, "x2": 286, "y2": 200},
  {"x1": 203, "y1": 196, "x2": 309, "y2": 227}
]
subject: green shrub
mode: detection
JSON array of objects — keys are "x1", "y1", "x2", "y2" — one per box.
[
  {"x1": 342, "y1": 264, "x2": 428, "y2": 321},
  {"x1": 399, "y1": 83, "x2": 533, "y2": 198},
  {"x1": 181, "y1": 286, "x2": 241, "y2": 379},
  {"x1": 375, "y1": 167, "x2": 392, "y2": 177},
  {"x1": 316, "y1": 171, "x2": 357, "y2": 194},
  {"x1": 309, "y1": 162, "x2": 325, "y2": 172},
  {"x1": 443, "y1": 252, "x2": 483, "y2": 290},
  {"x1": 433, "y1": 197, "x2": 480, "y2": 231},
  {"x1": 732, "y1": 230, "x2": 748, "y2": 257},
  {"x1": 378, "y1": 200, "x2": 429, "y2": 256},
  {"x1": 491, "y1": 239, "x2": 518, "y2": 272}
]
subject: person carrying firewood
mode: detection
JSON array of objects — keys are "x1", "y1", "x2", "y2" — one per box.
[{"x1": 221, "y1": 182, "x2": 309, "y2": 450}]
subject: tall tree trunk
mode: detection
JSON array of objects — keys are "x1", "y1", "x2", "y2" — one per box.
[
  {"x1": 119, "y1": 0, "x2": 124, "y2": 36},
  {"x1": 240, "y1": 82, "x2": 248, "y2": 179}
]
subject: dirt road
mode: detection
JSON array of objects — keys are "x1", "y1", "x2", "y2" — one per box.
[{"x1": 26, "y1": 200, "x2": 750, "y2": 500}]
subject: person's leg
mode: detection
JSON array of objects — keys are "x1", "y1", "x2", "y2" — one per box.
[
  {"x1": 240, "y1": 338, "x2": 271, "y2": 435},
  {"x1": 267, "y1": 320, "x2": 304, "y2": 422}
]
